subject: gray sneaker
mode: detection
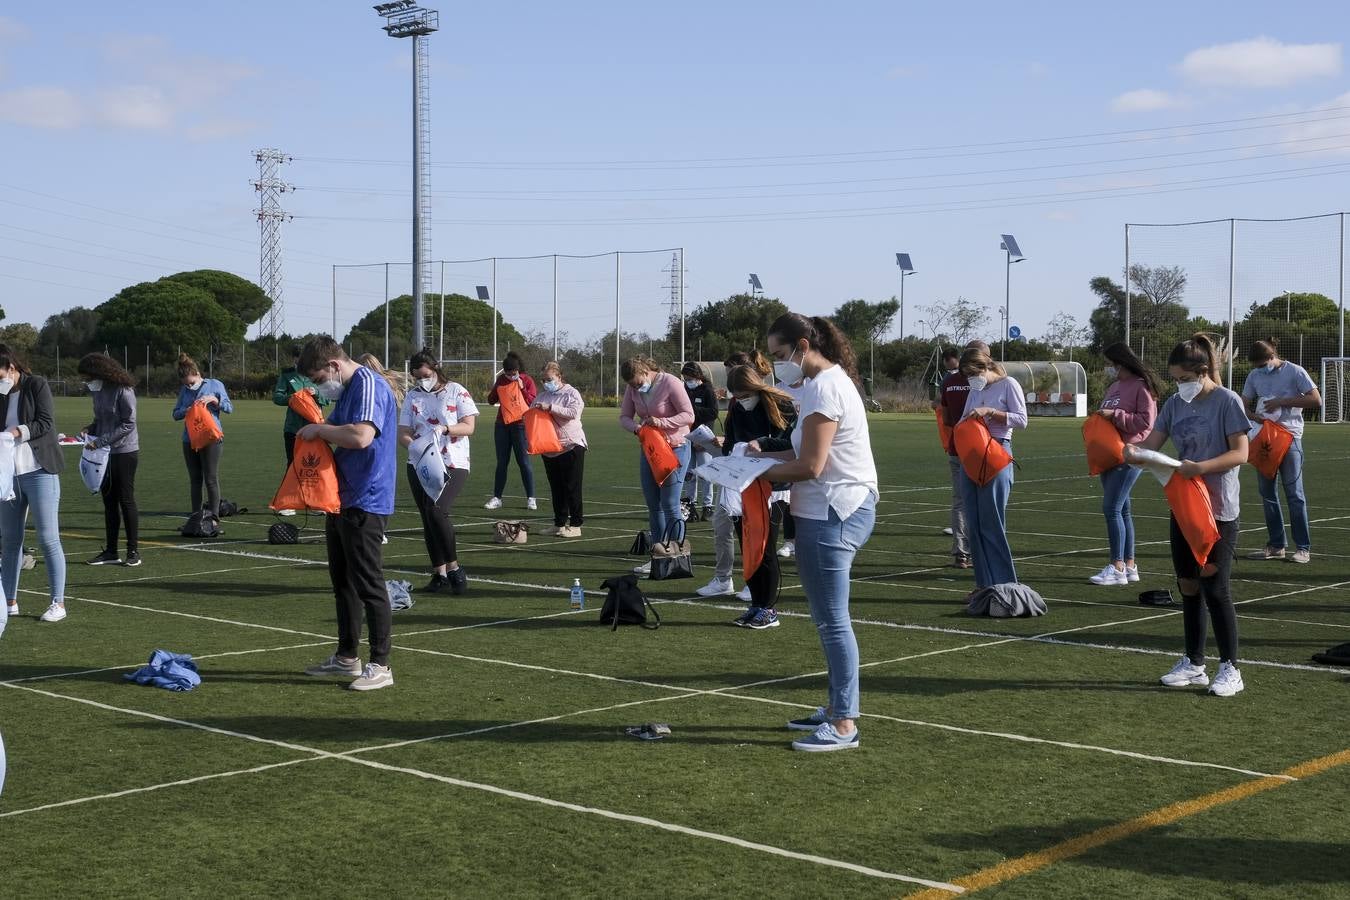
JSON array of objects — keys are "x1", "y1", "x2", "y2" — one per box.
[
  {"x1": 305, "y1": 654, "x2": 362, "y2": 677},
  {"x1": 348, "y1": 663, "x2": 394, "y2": 691},
  {"x1": 786, "y1": 707, "x2": 830, "y2": 731}
]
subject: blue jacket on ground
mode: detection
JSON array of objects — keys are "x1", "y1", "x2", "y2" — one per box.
[{"x1": 123, "y1": 649, "x2": 201, "y2": 692}]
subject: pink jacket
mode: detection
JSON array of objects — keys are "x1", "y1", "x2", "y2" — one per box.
[
  {"x1": 619, "y1": 371, "x2": 694, "y2": 447},
  {"x1": 1101, "y1": 372, "x2": 1156, "y2": 444}
]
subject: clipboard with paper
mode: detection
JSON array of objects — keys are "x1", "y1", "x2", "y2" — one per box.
[{"x1": 693, "y1": 454, "x2": 777, "y2": 494}]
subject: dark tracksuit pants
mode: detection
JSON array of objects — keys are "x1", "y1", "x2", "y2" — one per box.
[{"x1": 326, "y1": 507, "x2": 392, "y2": 666}]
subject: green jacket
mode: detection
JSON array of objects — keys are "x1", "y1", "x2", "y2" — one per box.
[{"x1": 273, "y1": 367, "x2": 328, "y2": 434}]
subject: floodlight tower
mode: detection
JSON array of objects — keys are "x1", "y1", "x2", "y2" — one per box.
[
  {"x1": 999, "y1": 234, "x2": 1026, "y2": 362},
  {"x1": 748, "y1": 273, "x2": 763, "y2": 298},
  {"x1": 375, "y1": 1, "x2": 438, "y2": 354},
  {"x1": 895, "y1": 252, "x2": 915, "y2": 339}
]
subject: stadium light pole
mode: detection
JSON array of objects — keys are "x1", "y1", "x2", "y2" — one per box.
[
  {"x1": 895, "y1": 253, "x2": 915, "y2": 339},
  {"x1": 1000, "y1": 234, "x2": 1026, "y2": 362},
  {"x1": 1285, "y1": 289, "x2": 1291, "y2": 323},
  {"x1": 748, "y1": 273, "x2": 763, "y2": 298}
]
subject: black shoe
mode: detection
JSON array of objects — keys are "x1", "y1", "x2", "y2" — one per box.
[
  {"x1": 446, "y1": 567, "x2": 468, "y2": 596},
  {"x1": 87, "y1": 549, "x2": 120, "y2": 566},
  {"x1": 123, "y1": 551, "x2": 142, "y2": 568},
  {"x1": 701, "y1": 506, "x2": 713, "y2": 522},
  {"x1": 421, "y1": 574, "x2": 449, "y2": 593}
]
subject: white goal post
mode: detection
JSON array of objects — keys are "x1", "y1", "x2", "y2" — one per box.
[{"x1": 1320, "y1": 357, "x2": 1350, "y2": 423}]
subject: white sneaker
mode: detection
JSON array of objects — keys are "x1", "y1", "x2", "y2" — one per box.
[
  {"x1": 558, "y1": 526, "x2": 582, "y2": 538},
  {"x1": 484, "y1": 497, "x2": 503, "y2": 511},
  {"x1": 1290, "y1": 549, "x2": 1311, "y2": 564},
  {"x1": 526, "y1": 497, "x2": 537, "y2": 511},
  {"x1": 1160, "y1": 656, "x2": 1209, "y2": 687},
  {"x1": 696, "y1": 577, "x2": 735, "y2": 597},
  {"x1": 1126, "y1": 563, "x2": 1140, "y2": 583},
  {"x1": 1208, "y1": 661, "x2": 1244, "y2": 697},
  {"x1": 348, "y1": 663, "x2": 394, "y2": 691},
  {"x1": 736, "y1": 585, "x2": 752, "y2": 602},
  {"x1": 305, "y1": 654, "x2": 363, "y2": 677},
  {"x1": 6, "y1": 602, "x2": 17, "y2": 617},
  {"x1": 777, "y1": 540, "x2": 796, "y2": 558},
  {"x1": 39, "y1": 603, "x2": 67, "y2": 623},
  {"x1": 1089, "y1": 564, "x2": 1129, "y2": 586},
  {"x1": 632, "y1": 562, "x2": 651, "y2": 576},
  {"x1": 277, "y1": 509, "x2": 297, "y2": 517},
  {"x1": 941, "y1": 527, "x2": 954, "y2": 536}
]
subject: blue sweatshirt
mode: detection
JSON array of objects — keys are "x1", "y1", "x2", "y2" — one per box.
[{"x1": 172, "y1": 378, "x2": 233, "y2": 444}]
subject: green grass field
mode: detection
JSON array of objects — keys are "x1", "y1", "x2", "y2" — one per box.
[{"x1": 2, "y1": 397, "x2": 1348, "y2": 897}]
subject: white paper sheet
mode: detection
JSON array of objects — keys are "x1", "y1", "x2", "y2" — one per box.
[
  {"x1": 687, "y1": 424, "x2": 720, "y2": 452},
  {"x1": 693, "y1": 454, "x2": 777, "y2": 493},
  {"x1": 1125, "y1": 446, "x2": 1181, "y2": 486}
]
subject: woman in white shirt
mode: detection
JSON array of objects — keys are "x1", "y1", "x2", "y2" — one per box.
[
  {"x1": 398, "y1": 350, "x2": 478, "y2": 595},
  {"x1": 758, "y1": 313, "x2": 879, "y2": 753}
]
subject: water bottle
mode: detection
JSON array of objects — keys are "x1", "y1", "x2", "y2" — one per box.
[{"x1": 569, "y1": 578, "x2": 585, "y2": 611}]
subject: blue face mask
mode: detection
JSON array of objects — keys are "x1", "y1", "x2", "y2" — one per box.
[
  {"x1": 637, "y1": 379, "x2": 653, "y2": 394},
  {"x1": 543, "y1": 379, "x2": 561, "y2": 393}
]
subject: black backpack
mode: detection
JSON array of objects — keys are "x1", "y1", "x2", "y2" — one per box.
[
  {"x1": 180, "y1": 509, "x2": 222, "y2": 538},
  {"x1": 218, "y1": 499, "x2": 246, "y2": 518},
  {"x1": 598, "y1": 574, "x2": 661, "y2": 631}
]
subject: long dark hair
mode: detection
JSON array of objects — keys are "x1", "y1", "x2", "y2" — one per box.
[
  {"x1": 408, "y1": 349, "x2": 446, "y2": 386},
  {"x1": 724, "y1": 349, "x2": 772, "y2": 379},
  {"x1": 1248, "y1": 337, "x2": 1280, "y2": 364},
  {"x1": 766, "y1": 313, "x2": 860, "y2": 382},
  {"x1": 1103, "y1": 342, "x2": 1163, "y2": 398},
  {"x1": 0, "y1": 343, "x2": 31, "y2": 376},
  {"x1": 1167, "y1": 332, "x2": 1221, "y2": 381},
  {"x1": 77, "y1": 352, "x2": 136, "y2": 387},
  {"x1": 726, "y1": 365, "x2": 794, "y2": 432}
]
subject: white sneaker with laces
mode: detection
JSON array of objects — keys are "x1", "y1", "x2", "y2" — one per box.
[
  {"x1": 777, "y1": 540, "x2": 796, "y2": 558},
  {"x1": 632, "y1": 561, "x2": 651, "y2": 576},
  {"x1": 526, "y1": 497, "x2": 537, "y2": 511},
  {"x1": 484, "y1": 497, "x2": 503, "y2": 511},
  {"x1": 1291, "y1": 549, "x2": 1311, "y2": 564},
  {"x1": 696, "y1": 577, "x2": 734, "y2": 597},
  {"x1": 558, "y1": 526, "x2": 582, "y2": 538},
  {"x1": 39, "y1": 603, "x2": 67, "y2": 623},
  {"x1": 6, "y1": 602, "x2": 17, "y2": 617},
  {"x1": 277, "y1": 509, "x2": 297, "y2": 517},
  {"x1": 1208, "y1": 661, "x2": 1244, "y2": 697},
  {"x1": 305, "y1": 654, "x2": 363, "y2": 677},
  {"x1": 1160, "y1": 656, "x2": 1209, "y2": 687},
  {"x1": 348, "y1": 663, "x2": 394, "y2": 692},
  {"x1": 1126, "y1": 563, "x2": 1140, "y2": 583},
  {"x1": 736, "y1": 585, "x2": 752, "y2": 602},
  {"x1": 1089, "y1": 564, "x2": 1129, "y2": 586}
]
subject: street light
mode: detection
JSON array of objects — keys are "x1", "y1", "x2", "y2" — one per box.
[
  {"x1": 895, "y1": 252, "x2": 915, "y2": 339},
  {"x1": 1284, "y1": 289, "x2": 1292, "y2": 323},
  {"x1": 748, "y1": 273, "x2": 763, "y2": 297},
  {"x1": 999, "y1": 234, "x2": 1026, "y2": 361}
]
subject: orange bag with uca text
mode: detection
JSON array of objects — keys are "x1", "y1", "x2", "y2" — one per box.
[
  {"x1": 1083, "y1": 413, "x2": 1126, "y2": 476},
  {"x1": 1163, "y1": 472, "x2": 1221, "y2": 567},
  {"x1": 185, "y1": 400, "x2": 223, "y2": 451},
  {"x1": 497, "y1": 379, "x2": 529, "y2": 425},
  {"x1": 1247, "y1": 419, "x2": 1294, "y2": 480},
  {"x1": 638, "y1": 425, "x2": 680, "y2": 486},
  {"x1": 935, "y1": 407, "x2": 954, "y2": 454},
  {"x1": 740, "y1": 478, "x2": 773, "y2": 583},
  {"x1": 952, "y1": 417, "x2": 1013, "y2": 487},
  {"x1": 523, "y1": 407, "x2": 564, "y2": 455},
  {"x1": 269, "y1": 390, "x2": 340, "y2": 514}
]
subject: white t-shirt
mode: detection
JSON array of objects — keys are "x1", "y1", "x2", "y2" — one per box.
[
  {"x1": 3, "y1": 395, "x2": 37, "y2": 476},
  {"x1": 399, "y1": 381, "x2": 480, "y2": 471},
  {"x1": 789, "y1": 364, "x2": 879, "y2": 521}
]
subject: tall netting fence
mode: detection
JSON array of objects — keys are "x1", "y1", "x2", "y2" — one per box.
[{"x1": 1126, "y1": 214, "x2": 1348, "y2": 421}]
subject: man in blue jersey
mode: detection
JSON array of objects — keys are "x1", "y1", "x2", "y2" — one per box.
[{"x1": 296, "y1": 336, "x2": 399, "y2": 691}]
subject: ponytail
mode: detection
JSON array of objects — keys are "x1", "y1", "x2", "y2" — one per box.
[
  {"x1": 767, "y1": 312, "x2": 860, "y2": 383},
  {"x1": 724, "y1": 349, "x2": 772, "y2": 379},
  {"x1": 1168, "y1": 332, "x2": 1221, "y2": 381}
]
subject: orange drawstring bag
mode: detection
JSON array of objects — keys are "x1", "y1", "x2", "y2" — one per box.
[
  {"x1": 269, "y1": 391, "x2": 341, "y2": 514},
  {"x1": 1247, "y1": 419, "x2": 1294, "y2": 480},
  {"x1": 935, "y1": 408, "x2": 954, "y2": 454},
  {"x1": 1163, "y1": 472, "x2": 1221, "y2": 567},
  {"x1": 523, "y1": 407, "x2": 564, "y2": 455},
  {"x1": 740, "y1": 478, "x2": 772, "y2": 583},
  {"x1": 185, "y1": 400, "x2": 223, "y2": 451},
  {"x1": 638, "y1": 425, "x2": 680, "y2": 486},
  {"x1": 1082, "y1": 414, "x2": 1126, "y2": 476},
  {"x1": 497, "y1": 379, "x2": 529, "y2": 425},
  {"x1": 952, "y1": 417, "x2": 1014, "y2": 487}
]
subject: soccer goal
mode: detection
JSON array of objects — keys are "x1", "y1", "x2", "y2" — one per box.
[{"x1": 1320, "y1": 358, "x2": 1350, "y2": 423}]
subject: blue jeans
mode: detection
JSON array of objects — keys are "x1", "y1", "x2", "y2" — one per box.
[
  {"x1": 1, "y1": 470, "x2": 67, "y2": 607},
  {"x1": 683, "y1": 449, "x2": 713, "y2": 505},
  {"x1": 1100, "y1": 463, "x2": 1142, "y2": 563},
  {"x1": 493, "y1": 419, "x2": 536, "y2": 499},
  {"x1": 794, "y1": 498, "x2": 876, "y2": 720},
  {"x1": 959, "y1": 443, "x2": 1017, "y2": 588},
  {"x1": 1258, "y1": 438, "x2": 1310, "y2": 551},
  {"x1": 638, "y1": 441, "x2": 691, "y2": 541}
]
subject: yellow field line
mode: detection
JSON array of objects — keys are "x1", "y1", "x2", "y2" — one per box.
[{"x1": 905, "y1": 747, "x2": 1350, "y2": 899}]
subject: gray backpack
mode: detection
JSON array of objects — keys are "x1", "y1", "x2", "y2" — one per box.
[{"x1": 966, "y1": 582, "x2": 1047, "y2": 618}]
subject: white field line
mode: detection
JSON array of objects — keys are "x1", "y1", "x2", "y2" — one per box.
[
  {"x1": 0, "y1": 640, "x2": 338, "y2": 686},
  {"x1": 0, "y1": 680, "x2": 961, "y2": 892}
]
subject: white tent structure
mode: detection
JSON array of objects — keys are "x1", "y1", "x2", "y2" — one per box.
[{"x1": 1002, "y1": 361, "x2": 1088, "y2": 417}]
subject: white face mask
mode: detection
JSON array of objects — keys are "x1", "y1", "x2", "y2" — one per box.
[
  {"x1": 86, "y1": 379, "x2": 103, "y2": 393},
  {"x1": 966, "y1": 375, "x2": 988, "y2": 392},
  {"x1": 186, "y1": 379, "x2": 202, "y2": 391},
  {"x1": 316, "y1": 368, "x2": 345, "y2": 401},
  {"x1": 1176, "y1": 380, "x2": 1203, "y2": 403},
  {"x1": 773, "y1": 347, "x2": 804, "y2": 386},
  {"x1": 416, "y1": 376, "x2": 437, "y2": 393},
  {"x1": 0, "y1": 378, "x2": 12, "y2": 397},
  {"x1": 1104, "y1": 366, "x2": 1118, "y2": 381},
  {"x1": 736, "y1": 395, "x2": 760, "y2": 411},
  {"x1": 1264, "y1": 362, "x2": 1279, "y2": 373},
  {"x1": 636, "y1": 378, "x2": 653, "y2": 394},
  {"x1": 685, "y1": 379, "x2": 700, "y2": 389},
  {"x1": 543, "y1": 379, "x2": 561, "y2": 393}
]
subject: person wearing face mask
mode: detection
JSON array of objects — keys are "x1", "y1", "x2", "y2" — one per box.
[
  {"x1": 1089, "y1": 343, "x2": 1161, "y2": 586},
  {"x1": 717, "y1": 364, "x2": 797, "y2": 628},
  {"x1": 170, "y1": 353, "x2": 232, "y2": 519},
  {"x1": 484, "y1": 351, "x2": 538, "y2": 512},
  {"x1": 619, "y1": 357, "x2": 695, "y2": 574},
  {"x1": 296, "y1": 336, "x2": 400, "y2": 691},
  {"x1": 78, "y1": 353, "x2": 142, "y2": 568},
  {"x1": 679, "y1": 361, "x2": 719, "y2": 520},
  {"x1": 1241, "y1": 338, "x2": 1320, "y2": 564},
  {"x1": 1129, "y1": 333, "x2": 1250, "y2": 697},
  {"x1": 0, "y1": 344, "x2": 68, "y2": 626},
  {"x1": 531, "y1": 361, "x2": 588, "y2": 538},
  {"x1": 399, "y1": 350, "x2": 477, "y2": 594},
  {"x1": 936, "y1": 345, "x2": 975, "y2": 568},
  {"x1": 273, "y1": 343, "x2": 329, "y2": 476},
  {"x1": 958, "y1": 347, "x2": 1028, "y2": 592}
]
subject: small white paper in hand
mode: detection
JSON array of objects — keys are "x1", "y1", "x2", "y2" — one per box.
[
  {"x1": 409, "y1": 432, "x2": 447, "y2": 500},
  {"x1": 0, "y1": 432, "x2": 15, "y2": 501},
  {"x1": 1126, "y1": 446, "x2": 1182, "y2": 487},
  {"x1": 687, "y1": 424, "x2": 719, "y2": 452},
  {"x1": 79, "y1": 444, "x2": 110, "y2": 494}
]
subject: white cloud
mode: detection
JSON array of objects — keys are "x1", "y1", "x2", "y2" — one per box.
[
  {"x1": 1181, "y1": 36, "x2": 1340, "y2": 88},
  {"x1": 0, "y1": 85, "x2": 82, "y2": 128},
  {"x1": 1111, "y1": 88, "x2": 1187, "y2": 113},
  {"x1": 1281, "y1": 91, "x2": 1350, "y2": 155},
  {"x1": 0, "y1": 17, "x2": 30, "y2": 42},
  {"x1": 185, "y1": 118, "x2": 259, "y2": 142},
  {"x1": 96, "y1": 85, "x2": 173, "y2": 129}
]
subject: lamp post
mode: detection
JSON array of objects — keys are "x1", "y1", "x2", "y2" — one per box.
[
  {"x1": 999, "y1": 234, "x2": 1026, "y2": 362},
  {"x1": 1285, "y1": 289, "x2": 1292, "y2": 323},
  {"x1": 748, "y1": 273, "x2": 763, "y2": 298},
  {"x1": 895, "y1": 252, "x2": 915, "y2": 339}
]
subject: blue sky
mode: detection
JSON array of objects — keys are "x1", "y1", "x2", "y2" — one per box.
[{"x1": 2, "y1": 1, "x2": 1349, "y2": 350}]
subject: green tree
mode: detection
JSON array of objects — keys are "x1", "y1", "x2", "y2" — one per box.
[
  {"x1": 96, "y1": 280, "x2": 245, "y2": 364},
  {"x1": 678, "y1": 293, "x2": 789, "y2": 362},
  {"x1": 919, "y1": 296, "x2": 990, "y2": 347},
  {"x1": 165, "y1": 270, "x2": 272, "y2": 326},
  {"x1": 37, "y1": 307, "x2": 101, "y2": 358},
  {"x1": 0, "y1": 323, "x2": 39, "y2": 355},
  {"x1": 342, "y1": 293, "x2": 527, "y2": 367}
]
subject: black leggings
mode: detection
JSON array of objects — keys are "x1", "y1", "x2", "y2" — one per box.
[
  {"x1": 101, "y1": 451, "x2": 139, "y2": 554},
  {"x1": 542, "y1": 446, "x2": 586, "y2": 526},
  {"x1": 408, "y1": 466, "x2": 469, "y2": 568},
  {"x1": 735, "y1": 504, "x2": 783, "y2": 609},
  {"x1": 183, "y1": 441, "x2": 223, "y2": 516},
  {"x1": 776, "y1": 500, "x2": 795, "y2": 541},
  {"x1": 1171, "y1": 516, "x2": 1240, "y2": 665},
  {"x1": 284, "y1": 431, "x2": 297, "y2": 466}
]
